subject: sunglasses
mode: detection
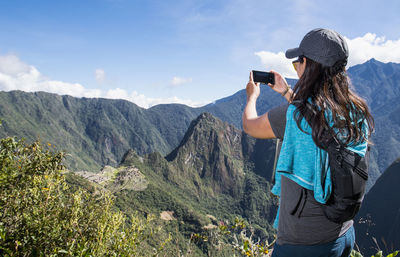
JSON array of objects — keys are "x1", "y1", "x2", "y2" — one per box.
[{"x1": 292, "y1": 56, "x2": 304, "y2": 71}]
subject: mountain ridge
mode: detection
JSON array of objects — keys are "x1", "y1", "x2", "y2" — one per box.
[{"x1": 0, "y1": 58, "x2": 399, "y2": 190}]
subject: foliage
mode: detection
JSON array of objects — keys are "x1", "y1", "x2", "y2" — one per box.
[
  {"x1": 190, "y1": 217, "x2": 275, "y2": 257},
  {"x1": 350, "y1": 249, "x2": 399, "y2": 257},
  {"x1": 0, "y1": 137, "x2": 170, "y2": 256}
]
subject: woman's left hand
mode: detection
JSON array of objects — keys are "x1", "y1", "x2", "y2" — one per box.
[{"x1": 246, "y1": 71, "x2": 260, "y2": 101}]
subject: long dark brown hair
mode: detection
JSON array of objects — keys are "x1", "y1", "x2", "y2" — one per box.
[{"x1": 290, "y1": 57, "x2": 374, "y2": 148}]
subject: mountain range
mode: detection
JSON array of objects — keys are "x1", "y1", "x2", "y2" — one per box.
[{"x1": 1, "y1": 59, "x2": 400, "y2": 191}]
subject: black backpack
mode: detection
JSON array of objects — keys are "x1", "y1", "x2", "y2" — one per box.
[{"x1": 294, "y1": 101, "x2": 370, "y2": 223}]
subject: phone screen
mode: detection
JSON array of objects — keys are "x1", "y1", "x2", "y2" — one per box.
[{"x1": 252, "y1": 70, "x2": 275, "y2": 85}]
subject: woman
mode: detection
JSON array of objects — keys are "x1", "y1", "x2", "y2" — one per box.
[{"x1": 242, "y1": 28, "x2": 374, "y2": 257}]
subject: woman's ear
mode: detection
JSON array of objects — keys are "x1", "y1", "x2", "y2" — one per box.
[{"x1": 303, "y1": 57, "x2": 307, "y2": 65}]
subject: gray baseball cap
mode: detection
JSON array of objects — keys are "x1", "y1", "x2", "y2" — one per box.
[{"x1": 285, "y1": 28, "x2": 349, "y2": 67}]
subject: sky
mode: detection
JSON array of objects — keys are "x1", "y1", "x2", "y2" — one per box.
[{"x1": 0, "y1": 0, "x2": 400, "y2": 108}]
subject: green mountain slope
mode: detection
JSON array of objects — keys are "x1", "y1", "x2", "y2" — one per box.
[
  {"x1": 119, "y1": 112, "x2": 278, "y2": 230},
  {"x1": 72, "y1": 112, "x2": 278, "y2": 255},
  {"x1": 0, "y1": 91, "x2": 200, "y2": 171}
]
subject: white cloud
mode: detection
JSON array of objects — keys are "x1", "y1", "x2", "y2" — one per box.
[
  {"x1": 254, "y1": 51, "x2": 298, "y2": 79},
  {"x1": 345, "y1": 33, "x2": 400, "y2": 67},
  {"x1": 95, "y1": 68, "x2": 105, "y2": 83},
  {"x1": 0, "y1": 55, "x2": 95, "y2": 97},
  {"x1": 170, "y1": 76, "x2": 192, "y2": 86},
  {"x1": 0, "y1": 54, "x2": 206, "y2": 108},
  {"x1": 103, "y1": 87, "x2": 206, "y2": 108},
  {"x1": 255, "y1": 33, "x2": 400, "y2": 79},
  {"x1": 0, "y1": 55, "x2": 31, "y2": 76}
]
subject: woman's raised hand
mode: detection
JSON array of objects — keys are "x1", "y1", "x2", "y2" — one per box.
[
  {"x1": 268, "y1": 70, "x2": 290, "y2": 95},
  {"x1": 246, "y1": 71, "x2": 260, "y2": 101}
]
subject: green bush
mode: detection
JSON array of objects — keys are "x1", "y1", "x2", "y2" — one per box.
[{"x1": 0, "y1": 137, "x2": 169, "y2": 256}]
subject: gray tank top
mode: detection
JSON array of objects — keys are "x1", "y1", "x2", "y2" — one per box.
[{"x1": 268, "y1": 104, "x2": 352, "y2": 245}]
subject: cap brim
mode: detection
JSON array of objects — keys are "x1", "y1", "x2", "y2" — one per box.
[{"x1": 285, "y1": 48, "x2": 302, "y2": 59}]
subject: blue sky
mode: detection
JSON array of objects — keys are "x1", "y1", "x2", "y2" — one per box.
[{"x1": 1, "y1": 0, "x2": 400, "y2": 107}]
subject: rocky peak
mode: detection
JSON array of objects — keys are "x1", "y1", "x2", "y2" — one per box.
[
  {"x1": 165, "y1": 112, "x2": 245, "y2": 196},
  {"x1": 120, "y1": 149, "x2": 144, "y2": 166},
  {"x1": 166, "y1": 112, "x2": 242, "y2": 161}
]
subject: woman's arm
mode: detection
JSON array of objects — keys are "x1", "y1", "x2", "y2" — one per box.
[
  {"x1": 242, "y1": 71, "x2": 292, "y2": 139},
  {"x1": 242, "y1": 72, "x2": 276, "y2": 139}
]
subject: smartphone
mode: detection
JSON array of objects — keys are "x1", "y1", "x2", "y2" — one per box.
[{"x1": 252, "y1": 70, "x2": 275, "y2": 85}]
